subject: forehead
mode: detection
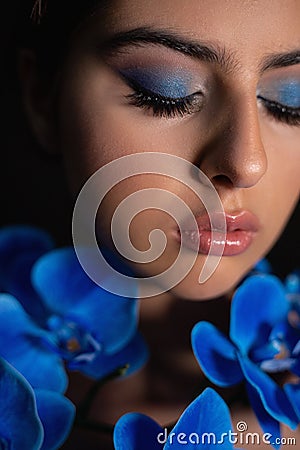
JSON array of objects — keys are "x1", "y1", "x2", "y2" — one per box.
[{"x1": 95, "y1": 0, "x2": 300, "y2": 65}]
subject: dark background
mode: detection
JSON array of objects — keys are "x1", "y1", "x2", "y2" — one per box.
[{"x1": 0, "y1": 1, "x2": 72, "y2": 246}]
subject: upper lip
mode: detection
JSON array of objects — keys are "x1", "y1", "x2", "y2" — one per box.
[{"x1": 181, "y1": 210, "x2": 260, "y2": 233}]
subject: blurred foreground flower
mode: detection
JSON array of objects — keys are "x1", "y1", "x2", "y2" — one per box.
[
  {"x1": 192, "y1": 274, "x2": 300, "y2": 448},
  {"x1": 114, "y1": 388, "x2": 235, "y2": 450},
  {"x1": 253, "y1": 258, "x2": 272, "y2": 274},
  {"x1": 0, "y1": 226, "x2": 148, "y2": 392},
  {"x1": 285, "y1": 270, "x2": 300, "y2": 330},
  {"x1": 0, "y1": 357, "x2": 75, "y2": 450},
  {"x1": 0, "y1": 226, "x2": 54, "y2": 321}
]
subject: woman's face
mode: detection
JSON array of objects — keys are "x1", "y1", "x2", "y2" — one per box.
[{"x1": 55, "y1": 0, "x2": 300, "y2": 299}]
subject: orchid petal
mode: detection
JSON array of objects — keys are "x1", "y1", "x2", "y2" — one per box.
[
  {"x1": 0, "y1": 226, "x2": 53, "y2": 320},
  {"x1": 285, "y1": 383, "x2": 300, "y2": 421},
  {"x1": 239, "y1": 355, "x2": 298, "y2": 430},
  {"x1": 114, "y1": 413, "x2": 163, "y2": 450},
  {"x1": 290, "y1": 358, "x2": 300, "y2": 376},
  {"x1": 35, "y1": 389, "x2": 75, "y2": 450},
  {"x1": 32, "y1": 248, "x2": 138, "y2": 352},
  {"x1": 0, "y1": 294, "x2": 67, "y2": 392},
  {"x1": 32, "y1": 248, "x2": 97, "y2": 309},
  {"x1": 0, "y1": 226, "x2": 53, "y2": 286},
  {"x1": 0, "y1": 358, "x2": 44, "y2": 450},
  {"x1": 165, "y1": 388, "x2": 234, "y2": 450},
  {"x1": 246, "y1": 382, "x2": 281, "y2": 449},
  {"x1": 64, "y1": 289, "x2": 138, "y2": 354},
  {"x1": 230, "y1": 275, "x2": 289, "y2": 354},
  {"x1": 253, "y1": 259, "x2": 272, "y2": 274},
  {"x1": 192, "y1": 322, "x2": 243, "y2": 387}
]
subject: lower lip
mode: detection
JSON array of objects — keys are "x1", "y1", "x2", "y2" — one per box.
[{"x1": 177, "y1": 229, "x2": 256, "y2": 256}]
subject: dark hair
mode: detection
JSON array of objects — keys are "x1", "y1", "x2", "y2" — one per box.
[{"x1": 17, "y1": 1, "x2": 107, "y2": 76}]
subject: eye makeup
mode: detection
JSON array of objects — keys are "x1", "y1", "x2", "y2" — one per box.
[
  {"x1": 277, "y1": 80, "x2": 300, "y2": 107},
  {"x1": 117, "y1": 66, "x2": 205, "y2": 118},
  {"x1": 257, "y1": 78, "x2": 300, "y2": 108},
  {"x1": 257, "y1": 77, "x2": 300, "y2": 126},
  {"x1": 119, "y1": 67, "x2": 192, "y2": 98},
  {"x1": 104, "y1": 39, "x2": 214, "y2": 119}
]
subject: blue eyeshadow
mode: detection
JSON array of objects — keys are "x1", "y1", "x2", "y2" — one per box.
[
  {"x1": 277, "y1": 81, "x2": 300, "y2": 107},
  {"x1": 258, "y1": 79, "x2": 300, "y2": 108},
  {"x1": 120, "y1": 68, "x2": 192, "y2": 98}
]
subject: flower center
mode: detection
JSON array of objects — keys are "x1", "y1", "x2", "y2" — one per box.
[
  {"x1": 274, "y1": 342, "x2": 290, "y2": 360},
  {"x1": 44, "y1": 315, "x2": 102, "y2": 363},
  {"x1": 250, "y1": 329, "x2": 297, "y2": 373}
]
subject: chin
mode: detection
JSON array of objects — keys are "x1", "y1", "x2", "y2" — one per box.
[{"x1": 167, "y1": 257, "x2": 258, "y2": 301}]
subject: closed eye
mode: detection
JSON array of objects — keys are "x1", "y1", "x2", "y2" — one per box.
[
  {"x1": 257, "y1": 95, "x2": 300, "y2": 126},
  {"x1": 123, "y1": 76, "x2": 205, "y2": 119}
]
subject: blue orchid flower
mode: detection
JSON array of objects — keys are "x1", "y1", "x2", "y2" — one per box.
[
  {"x1": 285, "y1": 270, "x2": 300, "y2": 328},
  {"x1": 286, "y1": 270, "x2": 300, "y2": 297},
  {"x1": 0, "y1": 226, "x2": 148, "y2": 392},
  {"x1": 114, "y1": 388, "x2": 236, "y2": 450},
  {"x1": 0, "y1": 357, "x2": 75, "y2": 450},
  {"x1": 192, "y1": 274, "x2": 300, "y2": 448},
  {"x1": 253, "y1": 258, "x2": 272, "y2": 274},
  {"x1": 283, "y1": 270, "x2": 300, "y2": 379},
  {"x1": 0, "y1": 226, "x2": 54, "y2": 322}
]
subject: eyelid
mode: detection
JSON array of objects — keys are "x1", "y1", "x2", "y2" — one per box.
[
  {"x1": 257, "y1": 95, "x2": 300, "y2": 127},
  {"x1": 257, "y1": 80, "x2": 300, "y2": 108},
  {"x1": 121, "y1": 72, "x2": 205, "y2": 119},
  {"x1": 119, "y1": 70, "x2": 204, "y2": 100},
  {"x1": 257, "y1": 95, "x2": 299, "y2": 110}
]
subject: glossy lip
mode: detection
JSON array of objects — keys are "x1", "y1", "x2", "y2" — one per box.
[{"x1": 175, "y1": 211, "x2": 260, "y2": 256}]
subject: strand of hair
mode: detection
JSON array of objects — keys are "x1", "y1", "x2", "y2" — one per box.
[{"x1": 30, "y1": 0, "x2": 48, "y2": 25}]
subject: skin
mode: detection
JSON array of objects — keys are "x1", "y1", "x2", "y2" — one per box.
[{"x1": 45, "y1": 0, "x2": 300, "y2": 301}]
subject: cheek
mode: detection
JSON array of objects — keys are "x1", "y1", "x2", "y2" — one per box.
[
  {"x1": 57, "y1": 63, "x2": 204, "y2": 196},
  {"x1": 262, "y1": 126, "x2": 300, "y2": 230},
  {"x1": 58, "y1": 93, "x2": 137, "y2": 193},
  {"x1": 247, "y1": 119, "x2": 300, "y2": 250}
]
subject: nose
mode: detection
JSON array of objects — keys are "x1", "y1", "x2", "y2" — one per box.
[{"x1": 199, "y1": 98, "x2": 267, "y2": 190}]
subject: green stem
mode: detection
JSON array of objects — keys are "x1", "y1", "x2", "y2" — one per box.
[{"x1": 77, "y1": 365, "x2": 129, "y2": 420}]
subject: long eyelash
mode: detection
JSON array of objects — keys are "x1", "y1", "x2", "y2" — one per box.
[
  {"x1": 124, "y1": 79, "x2": 203, "y2": 118},
  {"x1": 257, "y1": 95, "x2": 300, "y2": 126}
]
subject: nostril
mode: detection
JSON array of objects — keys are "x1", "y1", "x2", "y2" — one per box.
[{"x1": 212, "y1": 174, "x2": 234, "y2": 188}]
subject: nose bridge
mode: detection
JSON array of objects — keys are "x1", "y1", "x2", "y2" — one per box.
[
  {"x1": 201, "y1": 91, "x2": 268, "y2": 189},
  {"x1": 230, "y1": 97, "x2": 267, "y2": 186}
]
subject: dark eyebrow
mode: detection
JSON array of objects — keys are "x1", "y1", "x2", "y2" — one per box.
[
  {"x1": 260, "y1": 51, "x2": 300, "y2": 72},
  {"x1": 102, "y1": 27, "x2": 300, "y2": 74},
  {"x1": 101, "y1": 27, "x2": 237, "y2": 73}
]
